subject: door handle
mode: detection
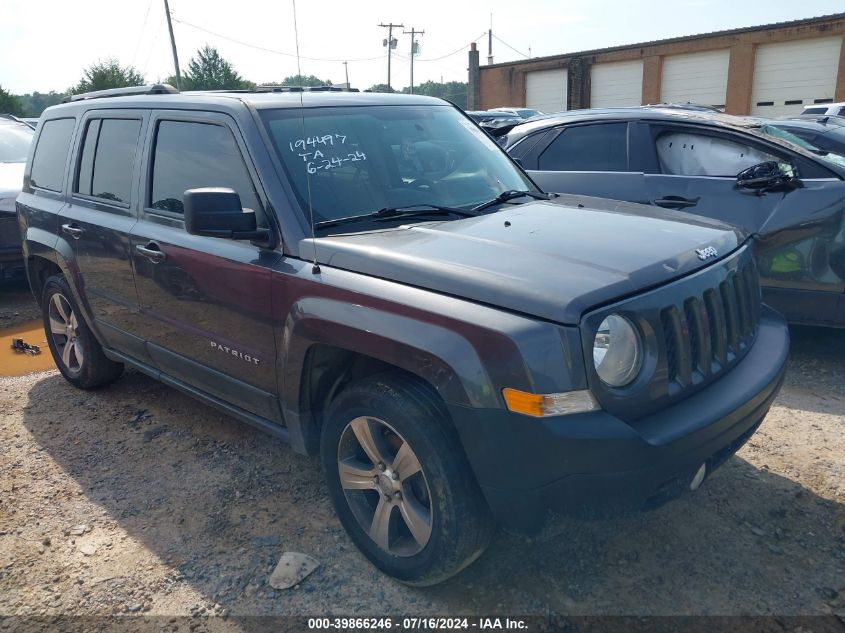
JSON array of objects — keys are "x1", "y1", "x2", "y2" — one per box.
[
  {"x1": 653, "y1": 196, "x2": 700, "y2": 209},
  {"x1": 135, "y1": 243, "x2": 166, "y2": 263},
  {"x1": 61, "y1": 223, "x2": 84, "y2": 239}
]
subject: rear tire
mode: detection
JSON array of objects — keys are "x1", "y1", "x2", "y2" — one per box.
[
  {"x1": 41, "y1": 275, "x2": 123, "y2": 389},
  {"x1": 321, "y1": 372, "x2": 491, "y2": 586}
]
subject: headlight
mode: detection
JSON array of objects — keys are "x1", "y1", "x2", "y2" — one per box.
[{"x1": 593, "y1": 314, "x2": 642, "y2": 387}]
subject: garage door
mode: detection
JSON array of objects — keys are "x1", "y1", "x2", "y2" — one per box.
[
  {"x1": 590, "y1": 60, "x2": 643, "y2": 108},
  {"x1": 526, "y1": 68, "x2": 568, "y2": 113},
  {"x1": 751, "y1": 36, "x2": 842, "y2": 117},
  {"x1": 661, "y1": 49, "x2": 730, "y2": 108}
]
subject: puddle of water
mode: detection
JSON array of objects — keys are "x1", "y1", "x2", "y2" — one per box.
[{"x1": 0, "y1": 319, "x2": 57, "y2": 377}]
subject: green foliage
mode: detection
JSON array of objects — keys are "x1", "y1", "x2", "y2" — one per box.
[
  {"x1": 181, "y1": 45, "x2": 252, "y2": 90},
  {"x1": 276, "y1": 75, "x2": 332, "y2": 87},
  {"x1": 402, "y1": 81, "x2": 467, "y2": 109},
  {"x1": 15, "y1": 92, "x2": 66, "y2": 118},
  {"x1": 72, "y1": 59, "x2": 145, "y2": 94},
  {"x1": 367, "y1": 84, "x2": 396, "y2": 93},
  {"x1": 0, "y1": 86, "x2": 24, "y2": 117}
]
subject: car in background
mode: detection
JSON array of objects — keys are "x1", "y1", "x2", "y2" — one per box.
[
  {"x1": 488, "y1": 107, "x2": 544, "y2": 119},
  {"x1": 0, "y1": 115, "x2": 35, "y2": 280},
  {"x1": 502, "y1": 107, "x2": 845, "y2": 328},
  {"x1": 465, "y1": 110, "x2": 522, "y2": 132},
  {"x1": 764, "y1": 115, "x2": 845, "y2": 155},
  {"x1": 802, "y1": 102, "x2": 845, "y2": 117}
]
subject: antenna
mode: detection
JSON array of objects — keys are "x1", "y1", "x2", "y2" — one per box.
[{"x1": 291, "y1": 0, "x2": 320, "y2": 274}]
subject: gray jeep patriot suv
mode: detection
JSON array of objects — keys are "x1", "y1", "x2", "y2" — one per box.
[{"x1": 18, "y1": 85, "x2": 789, "y2": 585}]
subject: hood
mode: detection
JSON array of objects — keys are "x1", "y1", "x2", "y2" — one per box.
[
  {"x1": 302, "y1": 195, "x2": 744, "y2": 324},
  {"x1": 0, "y1": 162, "x2": 25, "y2": 198}
]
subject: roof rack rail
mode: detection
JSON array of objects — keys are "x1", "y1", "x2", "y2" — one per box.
[
  {"x1": 0, "y1": 113, "x2": 24, "y2": 122},
  {"x1": 253, "y1": 85, "x2": 344, "y2": 93},
  {"x1": 63, "y1": 84, "x2": 178, "y2": 103}
]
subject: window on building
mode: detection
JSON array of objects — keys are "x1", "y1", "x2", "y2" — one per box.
[
  {"x1": 75, "y1": 118, "x2": 141, "y2": 204},
  {"x1": 538, "y1": 123, "x2": 628, "y2": 171},
  {"x1": 30, "y1": 118, "x2": 76, "y2": 192},
  {"x1": 150, "y1": 120, "x2": 260, "y2": 215}
]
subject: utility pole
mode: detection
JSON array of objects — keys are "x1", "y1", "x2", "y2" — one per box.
[
  {"x1": 404, "y1": 27, "x2": 424, "y2": 94},
  {"x1": 342, "y1": 61, "x2": 349, "y2": 89},
  {"x1": 378, "y1": 22, "x2": 403, "y2": 91},
  {"x1": 488, "y1": 13, "x2": 494, "y2": 64},
  {"x1": 163, "y1": 0, "x2": 181, "y2": 90}
]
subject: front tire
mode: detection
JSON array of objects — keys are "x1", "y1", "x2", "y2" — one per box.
[
  {"x1": 42, "y1": 275, "x2": 123, "y2": 389},
  {"x1": 321, "y1": 373, "x2": 491, "y2": 586}
]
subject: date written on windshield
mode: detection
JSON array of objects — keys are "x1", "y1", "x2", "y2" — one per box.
[{"x1": 288, "y1": 134, "x2": 368, "y2": 173}]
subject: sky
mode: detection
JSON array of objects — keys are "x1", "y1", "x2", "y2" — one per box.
[{"x1": 1, "y1": 0, "x2": 844, "y2": 95}]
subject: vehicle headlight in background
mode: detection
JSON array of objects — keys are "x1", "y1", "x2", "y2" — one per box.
[{"x1": 593, "y1": 314, "x2": 642, "y2": 387}]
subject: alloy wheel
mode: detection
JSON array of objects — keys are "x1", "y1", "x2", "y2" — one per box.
[
  {"x1": 48, "y1": 292, "x2": 84, "y2": 373},
  {"x1": 337, "y1": 416, "x2": 433, "y2": 557}
]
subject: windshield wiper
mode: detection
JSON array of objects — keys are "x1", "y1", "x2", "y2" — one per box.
[
  {"x1": 314, "y1": 204, "x2": 478, "y2": 230},
  {"x1": 471, "y1": 189, "x2": 554, "y2": 213}
]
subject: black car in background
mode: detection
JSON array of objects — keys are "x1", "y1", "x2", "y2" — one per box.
[
  {"x1": 764, "y1": 115, "x2": 845, "y2": 155},
  {"x1": 0, "y1": 115, "x2": 35, "y2": 280},
  {"x1": 465, "y1": 110, "x2": 523, "y2": 132},
  {"x1": 503, "y1": 107, "x2": 845, "y2": 328}
]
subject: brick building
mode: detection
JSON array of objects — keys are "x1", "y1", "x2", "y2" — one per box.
[{"x1": 469, "y1": 13, "x2": 845, "y2": 117}]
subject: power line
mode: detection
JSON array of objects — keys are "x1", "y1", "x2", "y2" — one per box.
[
  {"x1": 141, "y1": 14, "x2": 165, "y2": 77},
  {"x1": 171, "y1": 16, "x2": 384, "y2": 63},
  {"x1": 415, "y1": 32, "x2": 487, "y2": 61},
  {"x1": 130, "y1": 0, "x2": 153, "y2": 68},
  {"x1": 491, "y1": 33, "x2": 529, "y2": 59}
]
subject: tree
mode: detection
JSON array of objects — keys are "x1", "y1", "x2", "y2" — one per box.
[
  {"x1": 72, "y1": 59, "x2": 145, "y2": 94},
  {"x1": 0, "y1": 86, "x2": 24, "y2": 116},
  {"x1": 366, "y1": 84, "x2": 396, "y2": 93},
  {"x1": 181, "y1": 45, "x2": 252, "y2": 91},
  {"x1": 16, "y1": 92, "x2": 66, "y2": 118},
  {"x1": 277, "y1": 75, "x2": 331, "y2": 87},
  {"x1": 402, "y1": 81, "x2": 467, "y2": 109}
]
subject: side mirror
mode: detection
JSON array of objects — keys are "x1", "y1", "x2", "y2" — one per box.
[
  {"x1": 736, "y1": 161, "x2": 797, "y2": 192},
  {"x1": 183, "y1": 188, "x2": 267, "y2": 241}
]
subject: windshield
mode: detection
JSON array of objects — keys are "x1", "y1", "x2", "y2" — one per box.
[
  {"x1": 760, "y1": 123, "x2": 845, "y2": 169},
  {"x1": 260, "y1": 105, "x2": 535, "y2": 231},
  {"x1": 0, "y1": 123, "x2": 34, "y2": 163}
]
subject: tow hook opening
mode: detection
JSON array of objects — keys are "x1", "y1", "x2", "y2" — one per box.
[{"x1": 690, "y1": 463, "x2": 707, "y2": 491}]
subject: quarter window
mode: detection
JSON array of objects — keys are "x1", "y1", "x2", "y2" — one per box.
[
  {"x1": 75, "y1": 118, "x2": 141, "y2": 204},
  {"x1": 655, "y1": 131, "x2": 781, "y2": 177},
  {"x1": 538, "y1": 123, "x2": 628, "y2": 171},
  {"x1": 150, "y1": 120, "x2": 260, "y2": 215},
  {"x1": 30, "y1": 118, "x2": 76, "y2": 192}
]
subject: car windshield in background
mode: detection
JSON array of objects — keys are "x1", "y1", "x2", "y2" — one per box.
[
  {"x1": 759, "y1": 123, "x2": 845, "y2": 169},
  {"x1": 0, "y1": 123, "x2": 34, "y2": 163},
  {"x1": 260, "y1": 105, "x2": 534, "y2": 232}
]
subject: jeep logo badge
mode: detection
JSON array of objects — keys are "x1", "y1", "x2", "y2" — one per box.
[{"x1": 696, "y1": 246, "x2": 718, "y2": 261}]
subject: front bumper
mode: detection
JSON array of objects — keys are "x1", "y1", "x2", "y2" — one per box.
[{"x1": 448, "y1": 306, "x2": 789, "y2": 534}]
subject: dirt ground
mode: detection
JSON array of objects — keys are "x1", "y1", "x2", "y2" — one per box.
[{"x1": 1, "y1": 278, "x2": 844, "y2": 627}]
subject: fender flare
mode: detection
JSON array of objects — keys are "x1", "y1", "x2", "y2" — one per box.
[{"x1": 279, "y1": 296, "x2": 500, "y2": 453}]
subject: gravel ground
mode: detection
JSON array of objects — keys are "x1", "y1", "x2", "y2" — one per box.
[{"x1": 0, "y1": 284, "x2": 844, "y2": 626}]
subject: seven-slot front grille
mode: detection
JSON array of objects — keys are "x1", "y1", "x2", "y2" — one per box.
[
  {"x1": 660, "y1": 255, "x2": 760, "y2": 391},
  {"x1": 581, "y1": 244, "x2": 762, "y2": 421}
]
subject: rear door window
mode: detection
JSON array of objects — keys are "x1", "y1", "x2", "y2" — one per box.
[
  {"x1": 75, "y1": 118, "x2": 142, "y2": 204},
  {"x1": 30, "y1": 118, "x2": 76, "y2": 192},
  {"x1": 538, "y1": 123, "x2": 629, "y2": 171},
  {"x1": 149, "y1": 120, "x2": 260, "y2": 215}
]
